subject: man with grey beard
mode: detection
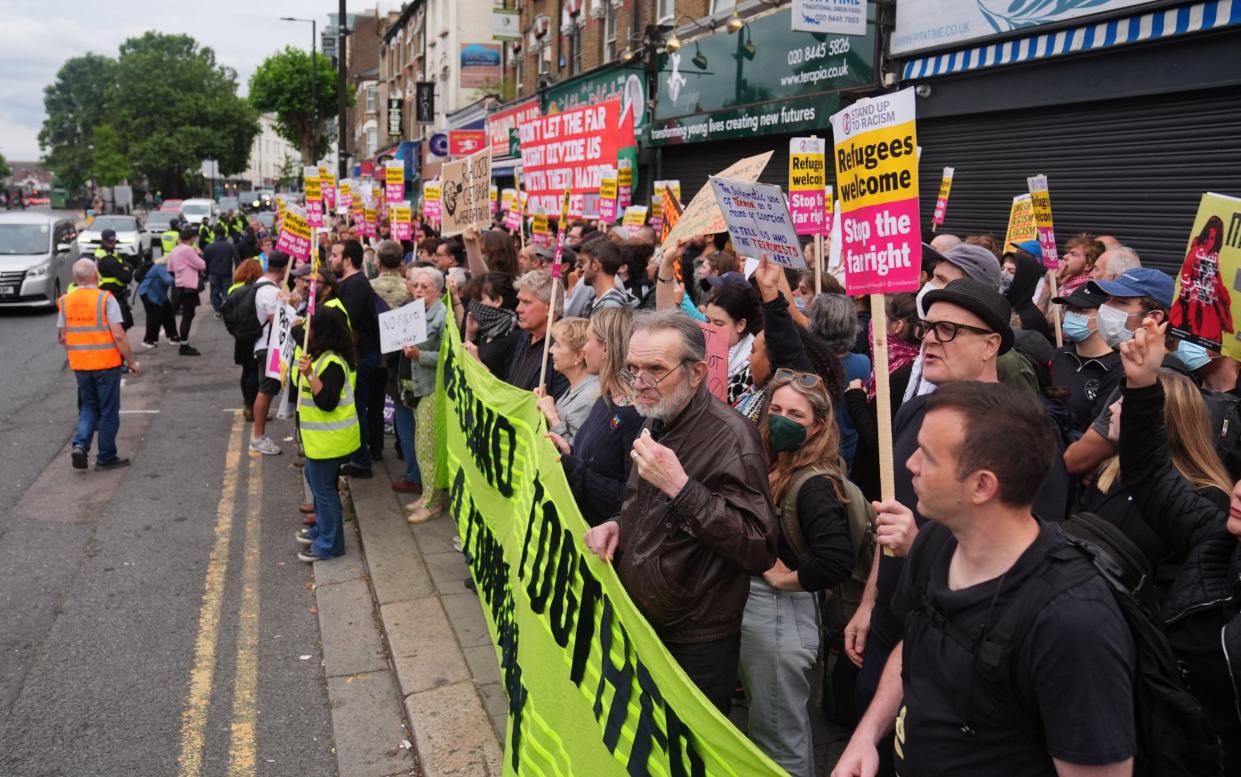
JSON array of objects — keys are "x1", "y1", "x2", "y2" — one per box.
[{"x1": 583, "y1": 310, "x2": 777, "y2": 712}]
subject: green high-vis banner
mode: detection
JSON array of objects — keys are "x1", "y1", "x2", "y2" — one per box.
[{"x1": 433, "y1": 311, "x2": 787, "y2": 776}]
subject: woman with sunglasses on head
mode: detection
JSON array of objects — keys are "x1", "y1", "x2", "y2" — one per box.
[{"x1": 740, "y1": 367, "x2": 855, "y2": 777}]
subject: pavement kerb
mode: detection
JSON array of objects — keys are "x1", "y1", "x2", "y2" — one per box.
[{"x1": 342, "y1": 459, "x2": 504, "y2": 777}]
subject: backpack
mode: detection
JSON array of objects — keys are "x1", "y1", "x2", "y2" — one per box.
[
  {"x1": 911, "y1": 514, "x2": 1223, "y2": 777},
  {"x1": 779, "y1": 465, "x2": 876, "y2": 632},
  {"x1": 1199, "y1": 388, "x2": 1241, "y2": 480},
  {"x1": 221, "y1": 279, "x2": 270, "y2": 341}
]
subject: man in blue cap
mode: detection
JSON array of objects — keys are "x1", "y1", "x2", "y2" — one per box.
[{"x1": 1086, "y1": 267, "x2": 1174, "y2": 349}]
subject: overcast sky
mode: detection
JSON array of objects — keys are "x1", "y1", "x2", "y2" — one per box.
[{"x1": 0, "y1": 0, "x2": 400, "y2": 162}]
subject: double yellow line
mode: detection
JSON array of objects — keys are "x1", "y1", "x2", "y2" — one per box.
[{"x1": 175, "y1": 413, "x2": 265, "y2": 776}]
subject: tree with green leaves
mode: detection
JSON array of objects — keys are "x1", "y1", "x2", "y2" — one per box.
[
  {"x1": 275, "y1": 153, "x2": 301, "y2": 190},
  {"x1": 91, "y1": 125, "x2": 131, "y2": 188},
  {"x1": 249, "y1": 47, "x2": 352, "y2": 164},
  {"x1": 0, "y1": 153, "x2": 11, "y2": 181},
  {"x1": 37, "y1": 34, "x2": 259, "y2": 197}
]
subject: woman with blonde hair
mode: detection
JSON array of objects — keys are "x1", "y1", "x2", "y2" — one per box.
[
  {"x1": 548, "y1": 307, "x2": 643, "y2": 525},
  {"x1": 1080, "y1": 365, "x2": 1232, "y2": 587},
  {"x1": 535, "y1": 317, "x2": 600, "y2": 446},
  {"x1": 740, "y1": 368, "x2": 854, "y2": 777}
]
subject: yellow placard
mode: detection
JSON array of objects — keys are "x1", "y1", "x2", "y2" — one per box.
[
  {"x1": 304, "y1": 175, "x2": 322, "y2": 203},
  {"x1": 618, "y1": 166, "x2": 633, "y2": 187},
  {"x1": 789, "y1": 153, "x2": 826, "y2": 192},
  {"x1": 834, "y1": 119, "x2": 919, "y2": 211},
  {"x1": 622, "y1": 205, "x2": 648, "y2": 226},
  {"x1": 386, "y1": 163, "x2": 404, "y2": 186},
  {"x1": 1004, "y1": 194, "x2": 1038, "y2": 249},
  {"x1": 531, "y1": 212, "x2": 549, "y2": 235},
  {"x1": 599, "y1": 177, "x2": 618, "y2": 200},
  {"x1": 425, "y1": 182, "x2": 442, "y2": 202}
]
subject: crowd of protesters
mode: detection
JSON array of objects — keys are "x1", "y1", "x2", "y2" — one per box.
[{"x1": 70, "y1": 193, "x2": 1241, "y2": 777}]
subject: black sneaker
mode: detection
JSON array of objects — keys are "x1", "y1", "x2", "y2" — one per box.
[
  {"x1": 295, "y1": 528, "x2": 314, "y2": 546},
  {"x1": 71, "y1": 447, "x2": 88, "y2": 470},
  {"x1": 179, "y1": 344, "x2": 201, "y2": 356},
  {"x1": 339, "y1": 464, "x2": 373, "y2": 479},
  {"x1": 95, "y1": 457, "x2": 131, "y2": 471},
  {"x1": 297, "y1": 547, "x2": 328, "y2": 563}
]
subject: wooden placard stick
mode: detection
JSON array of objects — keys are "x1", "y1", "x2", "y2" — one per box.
[{"x1": 871, "y1": 292, "x2": 896, "y2": 556}]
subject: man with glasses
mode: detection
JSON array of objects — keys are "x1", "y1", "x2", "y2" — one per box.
[
  {"x1": 583, "y1": 310, "x2": 777, "y2": 713},
  {"x1": 848, "y1": 278, "x2": 1069, "y2": 774}
]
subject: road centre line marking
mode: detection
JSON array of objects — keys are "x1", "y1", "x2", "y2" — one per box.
[
  {"x1": 227, "y1": 449, "x2": 264, "y2": 776},
  {"x1": 176, "y1": 413, "x2": 244, "y2": 777},
  {"x1": 119, "y1": 409, "x2": 160, "y2": 414}
]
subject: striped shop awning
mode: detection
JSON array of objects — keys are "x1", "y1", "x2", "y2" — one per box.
[{"x1": 901, "y1": 0, "x2": 1241, "y2": 80}]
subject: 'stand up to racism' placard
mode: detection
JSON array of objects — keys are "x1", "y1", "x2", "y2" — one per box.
[
  {"x1": 829, "y1": 89, "x2": 921, "y2": 295},
  {"x1": 518, "y1": 98, "x2": 631, "y2": 218},
  {"x1": 709, "y1": 177, "x2": 807, "y2": 269}
]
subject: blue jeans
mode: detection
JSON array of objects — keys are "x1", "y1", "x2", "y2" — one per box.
[
  {"x1": 349, "y1": 350, "x2": 379, "y2": 470},
  {"x1": 209, "y1": 273, "x2": 231, "y2": 312},
  {"x1": 392, "y1": 401, "x2": 421, "y2": 484},
  {"x1": 305, "y1": 456, "x2": 346, "y2": 557},
  {"x1": 73, "y1": 367, "x2": 123, "y2": 463}
]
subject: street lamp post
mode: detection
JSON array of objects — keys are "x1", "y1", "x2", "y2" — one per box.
[
  {"x1": 337, "y1": 1, "x2": 349, "y2": 180},
  {"x1": 281, "y1": 16, "x2": 318, "y2": 164}
]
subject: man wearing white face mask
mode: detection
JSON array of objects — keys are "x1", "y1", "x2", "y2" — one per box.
[
  {"x1": 1064, "y1": 268, "x2": 1175, "y2": 475},
  {"x1": 1050, "y1": 284, "x2": 1123, "y2": 434}
]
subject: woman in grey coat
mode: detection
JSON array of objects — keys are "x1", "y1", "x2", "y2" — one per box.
[{"x1": 535, "y1": 317, "x2": 599, "y2": 447}]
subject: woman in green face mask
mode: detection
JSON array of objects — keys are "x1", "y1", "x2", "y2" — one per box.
[{"x1": 738, "y1": 368, "x2": 856, "y2": 777}]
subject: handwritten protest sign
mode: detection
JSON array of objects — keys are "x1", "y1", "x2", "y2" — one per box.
[
  {"x1": 385, "y1": 161, "x2": 405, "y2": 204},
  {"x1": 932, "y1": 167, "x2": 954, "y2": 228},
  {"x1": 697, "y1": 321, "x2": 729, "y2": 402},
  {"x1": 422, "y1": 181, "x2": 442, "y2": 222},
  {"x1": 617, "y1": 159, "x2": 633, "y2": 209},
  {"x1": 598, "y1": 168, "x2": 618, "y2": 223},
  {"x1": 828, "y1": 88, "x2": 921, "y2": 295},
  {"x1": 338, "y1": 179, "x2": 352, "y2": 211},
  {"x1": 710, "y1": 177, "x2": 806, "y2": 269},
  {"x1": 304, "y1": 166, "x2": 323, "y2": 228},
  {"x1": 789, "y1": 137, "x2": 828, "y2": 236},
  {"x1": 392, "y1": 202, "x2": 413, "y2": 240},
  {"x1": 661, "y1": 151, "x2": 773, "y2": 254},
  {"x1": 1004, "y1": 194, "x2": 1037, "y2": 250},
  {"x1": 622, "y1": 205, "x2": 648, "y2": 227},
  {"x1": 441, "y1": 148, "x2": 493, "y2": 237},
  {"x1": 518, "y1": 98, "x2": 630, "y2": 217},
  {"x1": 275, "y1": 204, "x2": 311, "y2": 261},
  {"x1": 1168, "y1": 192, "x2": 1241, "y2": 353},
  {"x1": 1027, "y1": 175, "x2": 1059, "y2": 269},
  {"x1": 378, "y1": 298, "x2": 428, "y2": 355},
  {"x1": 264, "y1": 303, "x2": 299, "y2": 381}
]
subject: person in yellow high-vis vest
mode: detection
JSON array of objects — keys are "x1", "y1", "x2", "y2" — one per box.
[
  {"x1": 293, "y1": 308, "x2": 359, "y2": 562},
  {"x1": 57, "y1": 258, "x2": 140, "y2": 471}
]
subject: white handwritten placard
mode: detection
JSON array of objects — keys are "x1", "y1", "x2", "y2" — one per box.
[
  {"x1": 378, "y1": 298, "x2": 428, "y2": 354},
  {"x1": 709, "y1": 176, "x2": 807, "y2": 269}
]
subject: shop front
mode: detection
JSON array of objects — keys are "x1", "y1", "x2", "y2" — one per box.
[
  {"x1": 649, "y1": 6, "x2": 878, "y2": 201},
  {"x1": 894, "y1": 0, "x2": 1241, "y2": 269}
]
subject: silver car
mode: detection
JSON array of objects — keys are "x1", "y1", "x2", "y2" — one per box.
[{"x1": 0, "y1": 212, "x2": 80, "y2": 310}]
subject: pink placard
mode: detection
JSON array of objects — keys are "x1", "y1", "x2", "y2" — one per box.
[
  {"x1": 324, "y1": 185, "x2": 336, "y2": 211},
  {"x1": 791, "y1": 190, "x2": 826, "y2": 236},
  {"x1": 422, "y1": 199, "x2": 441, "y2": 221},
  {"x1": 598, "y1": 196, "x2": 617, "y2": 223},
  {"x1": 617, "y1": 184, "x2": 632, "y2": 209},
  {"x1": 840, "y1": 198, "x2": 922, "y2": 296},
  {"x1": 696, "y1": 321, "x2": 729, "y2": 402},
  {"x1": 1036, "y1": 227, "x2": 1060, "y2": 270},
  {"x1": 306, "y1": 200, "x2": 323, "y2": 229},
  {"x1": 503, "y1": 208, "x2": 522, "y2": 231}
]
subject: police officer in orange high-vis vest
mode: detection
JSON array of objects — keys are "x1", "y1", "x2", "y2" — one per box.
[{"x1": 58, "y1": 258, "x2": 140, "y2": 471}]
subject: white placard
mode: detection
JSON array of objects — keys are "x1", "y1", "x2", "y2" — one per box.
[
  {"x1": 378, "y1": 298, "x2": 428, "y2": 355},
  {"x1": 708, "y1": 177, "x2": 807, "y2": 269},
  {"x1": 264, "y1": 303, "x2": 299, "y2": 381}
]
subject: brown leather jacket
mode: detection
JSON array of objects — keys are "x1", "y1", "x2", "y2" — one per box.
[{"x1": 614, "y1": 384, "x2": 777, "y2": 644}]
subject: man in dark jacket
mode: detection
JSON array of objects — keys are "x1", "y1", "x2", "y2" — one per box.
[
  {"x1": 503, "y1": 269, "x2": 568, "y2": 398},
  {"x1": 583, "y1": 310, "x2": 777, "y2": 713},
  {"x1": 203, "y1": 225, "x2": 240, "y2": 315}
]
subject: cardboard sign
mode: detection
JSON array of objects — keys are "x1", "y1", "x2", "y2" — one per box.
[
  {"x1": 617, "y1": 159, "x2": 634, "y2": 209},
  {"x1": 1027, "y1": 174, "x2": 1059, "y2": 269},
  {"x1": 696, "y1": 320, "x2": 729, "y2": 402},
  {"x1": 828, "y1": 88, "x2": 921, "y2": 295},
  {"x1": 422, "y1": 181, "x2": 442, "y2": 222},
  {"x1": 1168, "y1": 192, "x2": 1241, "y2": 353},
  {"x1": 789, "y1": 137, "x2": 828, "y2": 236},
  {"x1": 378, "y1": 298, "x2": 428, "y2": 354},
  {"x1": 264, "y1": 303, "x2": 299, "y2": 381},
  {"x1": 710, "y1": 177, "x2": 806, "y2": 269},
  {"x1": 661, "y1": 151, "x2": 773, "y2": 254},
  {"x1": 385, "y1": 161, "x2": 405, "y2": 204},
  {"x1": 932, "y1": 166, "x2": 954, "y2": 227},
  {"x1": 518, "y1": 98, "x2": 631, "y2": 217},
  {"x1": 622, "y1": 205, "x2": 648, "y2": 227},
  {"x1": 440, "y1": 149, "x2": 493, "y2": 237},
  {"x1": 1004, "y1": 194, "x2": 1037, "y2": 251},
  {"x1": 275, "y1": 205, "x2": 311, "y2": 260},
  {"x1": 392, "y1": 202, "x2": 413, "y2": 241}
]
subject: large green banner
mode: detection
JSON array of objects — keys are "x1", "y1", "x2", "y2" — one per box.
[{"x1": 433, "y1": 312, "x2": 786, "y2": 776}]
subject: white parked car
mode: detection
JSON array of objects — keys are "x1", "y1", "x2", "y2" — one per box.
[{"x1": 77, "y1": 215, "x2": 151, "y2": 261}]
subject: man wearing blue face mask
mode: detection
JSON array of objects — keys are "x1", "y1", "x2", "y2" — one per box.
[
  {"x1": 1050, "y1": 284, "x2": 1123, "y2": 434},
  {"x1": 1064, "y1": 268, "x2": 1174, "y2": 475}
]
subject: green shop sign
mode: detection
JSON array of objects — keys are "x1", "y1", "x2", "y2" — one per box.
[
  {"x1": 543, "y1": 65, "x2": 648, "y2": 189},
  {"x1": 650, "y1": 7, "x2": 876, "y2": 146}
]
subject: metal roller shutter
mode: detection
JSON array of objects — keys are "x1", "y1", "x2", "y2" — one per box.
[
  {"x1": 657, "y1": 136, "x2": 793, "y2": 204},
  {"x1": 915, "y1": 88, "x2": 1241, "y2": 273}
]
